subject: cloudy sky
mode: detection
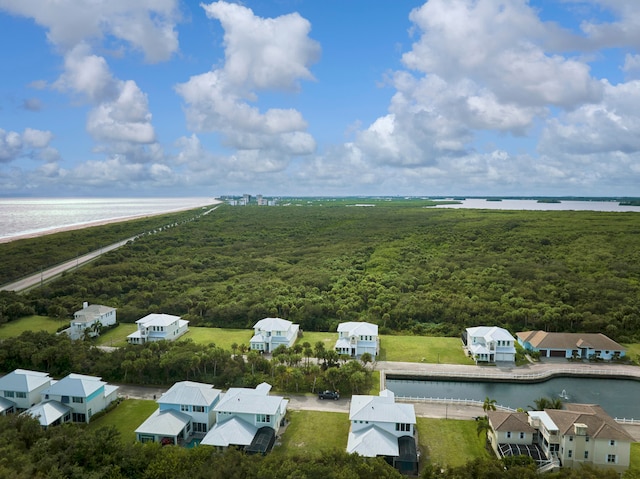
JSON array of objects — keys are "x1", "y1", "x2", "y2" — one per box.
[{"x1": 1, "y1": 0, "x2": 639, "y2": 197}]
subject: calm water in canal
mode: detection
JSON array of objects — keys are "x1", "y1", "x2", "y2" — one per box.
[{"x1": 386, "y1": 376, "x2": 640, "y2": 419}]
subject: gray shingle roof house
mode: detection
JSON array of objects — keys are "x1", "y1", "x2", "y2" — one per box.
[
  {"x1": 517, "y1": 331, "x2": 625, "y2": 360},
  {"x1": 69, "y1": 302, "x2": 116, "y2": 340}
]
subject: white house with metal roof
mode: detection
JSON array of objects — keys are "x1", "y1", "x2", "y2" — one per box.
[
  {"x1": 127, "y1": 313, "x2": 189, "y2": 344},
  {"x1": 0, "y1": 369, "x2": 52, "y2": 413},
  {"x1": 335, "y1": 321, "x2": 379, "y2": 358},
  {"x1": 249, "y1": 317, "x2": 299, "y2": 353},
  {"x1": 40, "y1": 373, "x2": 118, "y2": 423},
  {"x1": 465, "y1": 326, "x2": 516, "y2": 363},
  {"x1": 23, "y1": 400, "x2": 72, "y2": 428},
  {"x1": 69, "y1": 302, "x2": 116, "y2": 340},
  {"x1": 201, "y1": 382, "x2": 288, "y2": 454},
  {"x1": 135, "y1": 381, "x2": 222, "y2": 445},
  {"x1": 347, "y1": 390, "x2": 418, "y2": 474}
]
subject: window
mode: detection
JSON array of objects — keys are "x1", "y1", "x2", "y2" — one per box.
[
  {"x1": 506, "y1": 432, "x2": 512, "y2": 438},
  {"x1": 396, "y1": 423, "x2": 411, "y2": 432},
  {"x1": 181, "y1": 405, "x2": 189, "y2": 412},
  {"x1": 193, "y1": 406, "x2": 205, "y2": 413},
  {"x1": 72, "y1": 396, "x2": 84, "y2": 403},
  {"x1": 257, "y1": 414, "x2": 271, "y2": 423},
  {"x1": 88, "y1": 408, "x2": 92, "y2": 418},
  {"x1": 584, "y1": 451, "x2": 589, "y2": 459},
  {"x1": 16, "y1": 392, "x2": 26, "y2": 399},
  {"x1": 585, "y1": 436, "x2": 589, "y2": 442},
  {"x1": 193, "y1": 422, "x2": 207, "y2": 433},
  {"x1": 610, "y1": 440, "x2": 616, "y2": 446},
  {"x1": 568, "y1": 435, "x2": 573, "y2": 442},
  {"x1": 607, "y1": 454, "x2": 616, "y2": 463},
  {"x1": 519, "y1": 432, "x2": 525, "y2": 439},
  {"x1": 567, "y1": 450, "x2": 573, "y2": 458},
  {"x1": 4, "y1": 391, "x2": 14, "y2": 398},
  {"x1": 61, "y1": 396, "x2": 69, "y2": 404}
]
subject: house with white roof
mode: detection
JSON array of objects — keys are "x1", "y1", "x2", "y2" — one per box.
[
  {"x1": 488, "y1": 404, "x2": 633, "y2": 474},
  {"x1": 39, "y1": 373, "x2": 118, "y2": 424},
  {"x1": 347, "y1": 390, "x2": 418, "y2": 475},
  {"x1": 135, "y1": 381, "x2": 222, "y2": 445},
  {"x1": 127, "y1": 313, "x2": 189, "y2": 344},
  {"x1": 23, "y1": 400, "x2": 72, "y2": 428},
  {"x1": 201, "y1": 382, "x2": 288, "y2": 454},
  {"x1": 0, "y1": 369, "x2": 52, "y2": 413},
  {"x1": 69, "y1": 302, "x2": 116, "y2": 340},
  {"x1": 335, "y1": 321, "x2": 379, "y2": 358},
  {"x1": 464, "y1": 326, "x2": 516, "y2": 363},
  {"x1": 249, "y1": 317, "x2": 299, "y2": 353}
]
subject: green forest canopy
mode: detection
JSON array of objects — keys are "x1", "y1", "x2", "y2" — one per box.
[{"x1": 2, "y1": 201, "x2": 639, "y2": 341}]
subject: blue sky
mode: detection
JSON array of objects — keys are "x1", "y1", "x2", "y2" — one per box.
[{"x1": 1, "y1": 0, "x2": 640, "y2": 198}]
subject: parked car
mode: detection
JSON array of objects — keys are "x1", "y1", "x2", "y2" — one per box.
[{"x1": 318, "y1": 390, "x2": 339, "y2": 400}]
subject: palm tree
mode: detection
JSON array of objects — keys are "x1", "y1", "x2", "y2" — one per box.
[
  {"x1": 483, "y1": 396, "x2": 497, "y2": 413},
  {"x1": 476, "y1": 416, "x2": 490, "y2": 438}
]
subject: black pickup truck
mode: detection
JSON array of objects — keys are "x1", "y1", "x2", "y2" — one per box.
[{"x1": 318, "y1": 390, "x2": 340, "y2": 400}]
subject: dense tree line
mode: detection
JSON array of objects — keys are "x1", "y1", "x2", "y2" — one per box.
[
  {"x1": 0, "y1": 331, "x2": 373, "y2": 395},
  {"x1": 3, "y1": 203, "x2": 640, "y2": 340}
]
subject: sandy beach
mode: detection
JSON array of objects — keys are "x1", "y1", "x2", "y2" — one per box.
[{"x1": 0, "y1": 199, "x2": 221, "y2": 244}]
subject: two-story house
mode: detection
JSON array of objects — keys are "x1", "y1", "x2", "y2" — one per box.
[
  {"x1": 488, "y1": 404, "x2": 633, "y2": 474},
  {"x1": 201, "y1": 382, "x2": 288, "y2": 454},
  {"x1": 69, "y1": 302, "x2": 116, "y2": 340},
  {"x1": 135, "y1": 381, "x2": 222, "y2": 445},
  {"x1": 334, "y1": 321, "x2": 379, "y2": 358},
  {"x1": 127, "y1": 313, "x2": 189, "y2": 344},
  {"x1": 37, "y1": 373, "x2": 119, "y2": 424},
  {"x1": 347, "y1": 390, "x2": 418, "y2": 475},
  {"x1": 249, "y1": 317, "x2": 299, "y2": 353},
  {"x1": 464, "y1": 326, "x2": 516, "y2": 363},
  {"x1": 0, "y1": 369, "x2": 52, "y2": 414}
]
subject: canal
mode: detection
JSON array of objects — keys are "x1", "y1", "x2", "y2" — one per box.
[{"x1": 386, "y1": 376, "x2": 640, "y2": 419}]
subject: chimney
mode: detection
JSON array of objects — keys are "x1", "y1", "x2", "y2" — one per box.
[{"x1": 83, "y1": 302, "x2": 89, "y2": 309}]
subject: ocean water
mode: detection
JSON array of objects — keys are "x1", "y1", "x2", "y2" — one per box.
[
  {"x1": 435, "y1": 198, "x2": 640, "y2": 212},
  {"x1": 0, "y1": 197, "x2": 216, "y2": 242}
]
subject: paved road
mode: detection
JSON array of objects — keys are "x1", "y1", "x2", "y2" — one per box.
[{"x1": 0, "y1": 237, "x2": 135, "y2": 292}]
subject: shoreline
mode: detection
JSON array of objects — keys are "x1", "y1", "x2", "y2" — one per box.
[{"x1": 0, "y1": 200, "x2": 221, "y2": 245}]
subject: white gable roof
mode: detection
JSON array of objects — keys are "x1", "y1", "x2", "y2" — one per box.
[
  {"x1": 349, "y1": 390, "x2": 416, "y2": 424},
  {"x1": 215, "y1": 383, "x2": 286, "y2": 415},
  {"x1": 43, "y1": 373, "x2": 105, "y2": 398},
  {"x1": 0, "y1": 369, "x2": 51, "y2": 392},
  {"x1": 24, "y1": 400, "x2": 71, "y2": 426},
  {"x1": 347, "y1": 425, "x2": 399, "y2": 457},
  {"x1": 253, "y1": 317, "x2": 292, "y2": 332},
  {"x1": 337, "y1": 322, "x2": 378, "y2": 336},
  {"x1": 135, "y1": 409, "x2": 191, "y2": 437},
  {"x1": 158, "y1": 381, "x2": 221, "y2": 407},
  {"x1": 467, "y1": 326, "x2": 514, "y2": 342},
  {"x1": 201, "y1": 417, "x2": 258, "y2": 447},
  {"x1": 0, "y1": 397, "x2": 15, "y2": 413},
  {"x1": 136, "y1": 313, "x2": 181, "y2": 327}
]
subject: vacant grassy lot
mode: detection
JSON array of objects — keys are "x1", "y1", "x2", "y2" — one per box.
[
  {"x1": 380, "y1": 335, "x2": 474, "y2": 365},
  {"x1": 88, "y1": 398, "x2": 157, "y2": 443},
  {"x1": 297, "y1": 331, "x2": 336, "y2": 350},
  {"x1": 416, "y1": 417, "x2": 488, "y2": 468},
  {"x1": 272, "y1": 410, "x2": 349, "y2": 457},
  {"x1": 96, "y1": 323, "x2": 136, "y2": 346},
  {"x1": 0, "y1": 315, "x2": 68, "y2": 339}
]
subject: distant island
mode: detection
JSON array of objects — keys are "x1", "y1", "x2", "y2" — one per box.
[
  {"x1": 486, "y1": 198, "x2": 502, "y2": 202},
  {"x1": 537, "y1": 199, "x2": 561, "y2": 203},
  {"x1": 619, "y1": 200, "x2": 640, "y2": 206}
]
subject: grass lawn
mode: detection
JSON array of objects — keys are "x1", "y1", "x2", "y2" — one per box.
[
  {"x1": 88, "y1": 398, "x2": 157, "y2": 444},
  {"x1": 0, "y1": 315, "x2": 68, "y2": 339},
  {"x1": 416, "y1": 417, "x2": 489, "y2": 468},
  {"x1": 630, "y1": 443, "x2": 640, "y2": 473},
  {"x1": 380, "y1": 335, "x2": 475, "y2": 365},
  {"x1": 96, "y1": 325, "x2": 253, "y2": 349},
  {"x1": 272, "y1": 410, "x2": 349, "y2": 458},
  {"x1": 297, "y1": 331, "x2": 336, "y2": 350}
]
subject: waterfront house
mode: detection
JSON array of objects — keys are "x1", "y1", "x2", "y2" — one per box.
[
  {"x1": 347, "y1": 390, "x2": 418, "y2": 475},
  {"x1": 69, "y1": 302, "x2": 116, "y2": 340},
  {"x1": 201, "y1": 382, "x2": 288, "y2": 454},
  {"x1": 40, "y1": 373, "x2": 119, "y2": 423},
  {"x1": 135, "y1": 381, "x2": 222, "y2": 445},
  {"x1": 0, "y1": 369, "x2": 52, "y2": 413},
  {"x1": 516, "y1": 331, "x2": 625, "y2": 360},
  {"x1": 334, "y1": 321, "x2": 379, "y2": 358},
  {"x1": 249, "y1": 317, "x2": 299, "y2": 353},
  {"x1": 127, "y1": 313, "x2": 189, "y2": 344},
  {"x1": 464, "y1": 326, "x2": 516, "y2": 363},
  {"x1": 488, "y1": 404, "x2": 633, "y2": 474}
]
